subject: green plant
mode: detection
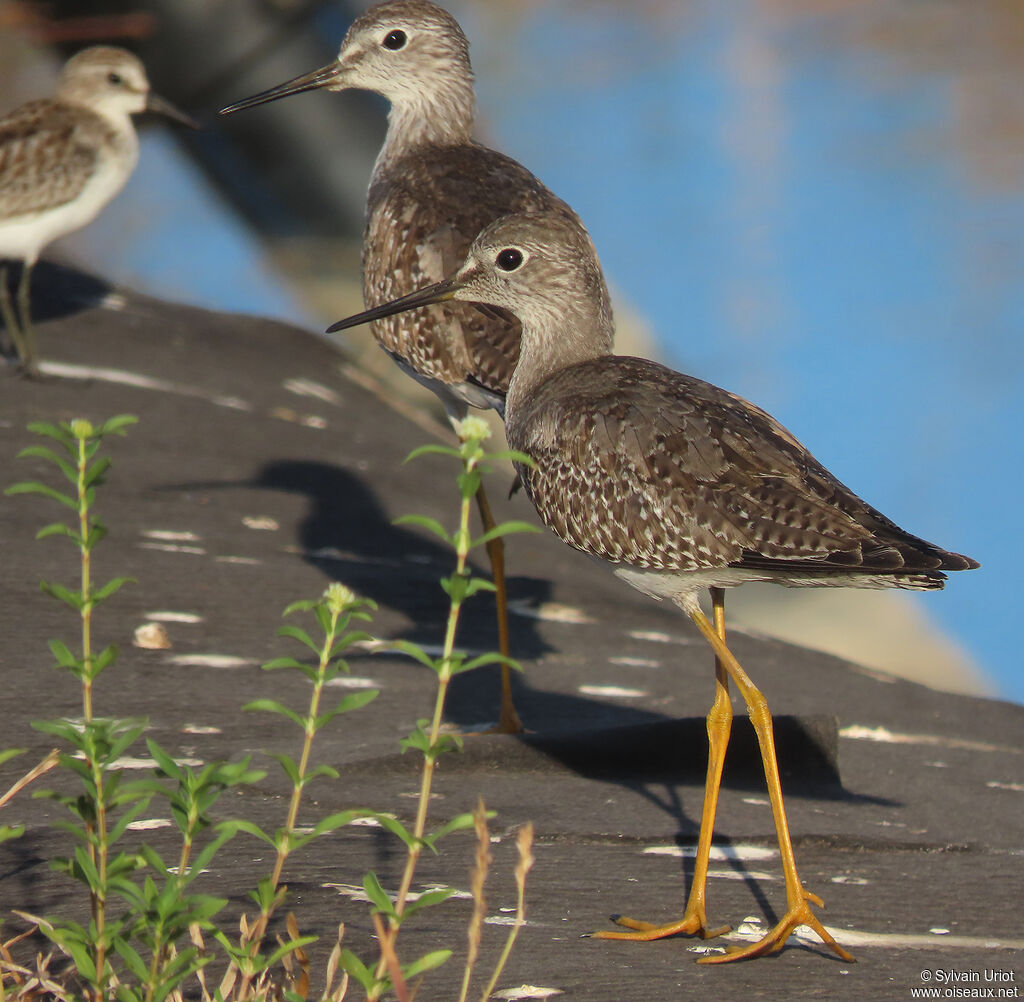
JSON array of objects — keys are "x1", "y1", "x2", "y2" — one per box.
[
  {"x1": 6, "y1": 416, "x2": 144, "y2": 1000},
  {"x1": 337, "y1": 414, "x2": 540, "y2": 1002},
  {"x1": 1, "y1": 414, "x2": 538, "y2": 1002},
  {"x1": 3, "y1": 418, "x2": 263, "y2": 1001},
  {"x1": 223, "y1": 584, "x2": 380, "y2": 999}
]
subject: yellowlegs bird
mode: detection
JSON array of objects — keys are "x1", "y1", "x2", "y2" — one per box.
[
  {"x1": 327, "y1": 209, "x2": 980, "y2": 962},
  {"x1": 0, "y1": 46, "x2": 196, "y2": 375},
  {"x1": 220, "y1": 0, "x2": 611, "y2": 733}
]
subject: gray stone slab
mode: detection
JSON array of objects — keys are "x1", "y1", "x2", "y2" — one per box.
[{"x1": 2, "y1": 266, "x2": 1022, "y2": 1000}]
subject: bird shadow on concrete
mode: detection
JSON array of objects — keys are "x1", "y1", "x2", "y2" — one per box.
[
  {"x1": 1, "y1": 260, "x2": 112, "y2": 364},
  {"x1": 164, "y1": 456, "x2": 899, "y2": 917},
  {"x1": 26, "y1": 260, "x2": 112, "y2": 324}
]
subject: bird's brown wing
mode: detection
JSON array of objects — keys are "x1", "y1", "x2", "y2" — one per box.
[
  {"x1": 363, "y1": 141, "x2": 598, "y2": 398},
  {"x1": 511, "y1": 355, "x2": 976, "y2": 576},
  {"x1": 0, "y1": 101, "x2": 100, "y2": 220}
]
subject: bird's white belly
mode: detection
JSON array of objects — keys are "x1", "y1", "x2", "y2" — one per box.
[{"x1": 0, "y1": 149, "x2": 135, "y2": 264}]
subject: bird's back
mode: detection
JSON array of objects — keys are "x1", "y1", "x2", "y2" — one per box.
[
  {"x1": 0, "y1": 100, "x2": 113, "y2": 222},
  {"x1": 508, "y1": 354, "x2": 978, "y2": 587},
  {"x1": 363, "y1": 140, "x2": 602, "y2": 409}
]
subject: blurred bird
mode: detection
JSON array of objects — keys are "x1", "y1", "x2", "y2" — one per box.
[
  {"x1": 220, "y1": 0, "x2": 612, "y2": 733},
  {"x1": 328, "y1": 208, "x2": 980, "y2": 962},
  {"x1": 0, "y1": 46, "x2": 196, "y2": 375}
]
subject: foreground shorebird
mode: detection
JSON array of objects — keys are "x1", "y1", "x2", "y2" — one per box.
[
  {"x1": 220, "y1": 0, "x2": 612, "y2": 733},
  {"x1": 328, "y1": 209, "x2": 980, "y2": 962},
  {"x1": 0, "y1": 46, "x2": 196, "y2": 374}
]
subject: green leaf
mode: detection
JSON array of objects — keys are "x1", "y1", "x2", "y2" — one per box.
[
  {"x1": 321, "y1": 689, "x2": 378, "y2": 719},
  {"x1": 490, "y1": 448, "x2": 536, "y2": 467},
  {"x1": 267, "y1": 752, "x2": 302, "y2": 786},
  {"x1": 14, "y1": 444, "x2": 77, "y2": 481},
  {"x1": 457, "y1": 470, "x2": 482, "y2": 499},
  {"x1": 40, "y1": 580, "x2": 83, "y2": 610},
  {"x1": 83, "y1": 456, "x2": 111, "y2": 488},
  {"x1": 392, "y1": 513, "x2": 452, "y2": 546},
  {"x1": 242, "y1": 699, "x2": 306, "y2": 729},
  {"x1": 48, "y1": 638, "x2": 80, "y2": 669},
  {"x1": 401, "y1": 949, "x2": 452, "y2": 980},
  {"x1": 402, "y1": 887, "x2": 457, "y2": 919},
  {"x1": 186, "y1": 825, "x2": 240, "y2": 879},
  {"x1": 108, "y1": 800, "x2": 154, "y2": 845},
  {"x1": 264, "y1": 934, "x2": 318, "y2": 969},
  {"x1": 458, "y1": 653, "x2": 524, "y2": 675},
  {"x1": 338, "y1": 949, "x2": 376, "y2": 992},
  {"x1": 7, "y1": 481, "x2": 77, "y2": 510},
  {"x1": 91, "y1": 643, "x2": 118, "y2": 674},
  {"x1": 56, "y1": 935, "x2": 97, "y2": 982},
  {"x1": 97, "y1": 414, "x2": 138, "y2": 436},
  {"x1": 440, "y1": 574, "x2": 469, "y2": 603},
  {"x1": 388, "y1": 641, "x2": 439, "y2": 671},
  {"x1": 72, "y1": 844, "x2": 101, "y2": 887},
  {"x1": 84, "y1": 521, "x2": 107, "y2": 549},
  {"x1": 104, "y1": 718, "x2": 148, "y2": 763},
  {"x1": 314, "y1": 603, "x2": 332, "y2": 636},
  {"x1": 31, "y1": 719, "x2": 85, "y2": 742},
  {"x1": 276, "y1": 624, "x2": 320, "y2": 653},
  {"x1": 24, "y1": 420, "x2": 74, "y2": 446},
  {"x1": 144, "y1": 739, "x2": 183, "y2": 782},
  {"x1": 281, "y1": 598, "x2": 318, "y2": 617},
  {"x1": 472, "y1": 520, "x2": 542, "y2": 548},
  {"x1": 461, "y1": 577, "x2": 498, "y2": 599},
  {"x1": 93, "y1": 576, "x2": 134, "y2": 602},
  {"x1": 302, "y1": 763, "x2": 340, "y2": 783},
  {"x1": 113, "y1": 935, "x2": 149, "y2": 982},
  {"x1": 261, "y1": 656, "x2": 310, "y2": 671},
  {"x1": 0, "y1": 825, "x2": 25, "y2": 844},
  {"x1": 428, "y1": 810, "x2": 488, "y2": 844},
  {"x1": 371, "y1": 812, "x2": 418, "y2": 850},
  {"x1": 231, "y1": 819, "x2": 276, "y2": 847},
  {"x1": 306, "y1": 809, "x2": 373, "y2": 840},
  {"x1": 403, "y1": 443, "x2": 461, "y2": 463},
  {"x1": 362, "y1": 871, "x2": 396, "y2": 918},
  {"x1": 35, "y1": 522, "x2": 76, "y2": 542}
]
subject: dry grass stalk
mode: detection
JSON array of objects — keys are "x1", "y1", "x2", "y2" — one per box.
[
  {"x1": 480, "y1": 823, "x2": 535, "y2": 1002},
  {"x1": 457, "y1": 798, "x2": 492, "y2": 1002},
  {"x1": 0, "y1": 750, "x2": 60, "y2": 811}
]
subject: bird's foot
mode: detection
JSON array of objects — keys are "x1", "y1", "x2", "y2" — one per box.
[
  {"x1": 16, "y1": 361, "x2": 42, "y2": 380},
  {"x1": 591, "y1": 908, "x2": 730, "y2": 942},
  {"x1": 698, "y1": 891, "x2": 854, "y2": 964},
  {"x1": 492, "y1": 703, "x2": 524, "y2": 735}
]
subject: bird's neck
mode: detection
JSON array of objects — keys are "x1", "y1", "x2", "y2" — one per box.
[
  {"x1": 506, "y1": 304, "x2": 615, "y2": 419},
  {"x1": 377, "y1": 82, "x2": 475, "y2": 164}
]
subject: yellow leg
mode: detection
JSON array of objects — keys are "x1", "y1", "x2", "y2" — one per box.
[
  {"x1": 595, "y1": 588, "x2": 732, "y2": 941},
  {"x1": 474, "y1": 481, "x2": 522, "y2": 734},
  {"x1": 688, "y1": 607, "x2": 854, "y2": 964}
]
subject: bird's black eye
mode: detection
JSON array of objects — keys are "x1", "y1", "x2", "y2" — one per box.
[
  {"x1": 383, "y1": 29, "x2": 407, "y2": 50},
  {"x1": 107, "y1": 72, "x2": 123, "y2": 86},
  {"x1": 496, "y1": 248, "x2": 524, "y2": 272}
]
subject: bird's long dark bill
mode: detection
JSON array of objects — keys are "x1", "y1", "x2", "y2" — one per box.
[
  {"x1": 219, "y1": 63, "x2": 341, "y2": 115},
  {"x1": 146, "y1": 93, "x2": 200, "y2": 129},
  {"x1": 326, "y1": 279, "x2": 460, "y2": 333}
]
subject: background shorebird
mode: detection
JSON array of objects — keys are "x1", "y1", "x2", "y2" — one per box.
[
  {"x1": 328, "y1": 208, "x2": 979, "y2": 962},
  {"x1": 0, "y1": 46, "x2": 196, "y2": 375},
  {"x1": 219, "y1": 0, "x2": 612, "y2": 733}
]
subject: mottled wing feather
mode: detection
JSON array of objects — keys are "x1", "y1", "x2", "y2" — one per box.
[
  {"x1": 510, "y1": 356, "x2": 977, "y2": 578},
  {"x1": 0, "y1": 101, "x2": 99, "y2": 219},
  {"x1": 363, "y1": 141, "x2": 584, "y2": 399}
]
